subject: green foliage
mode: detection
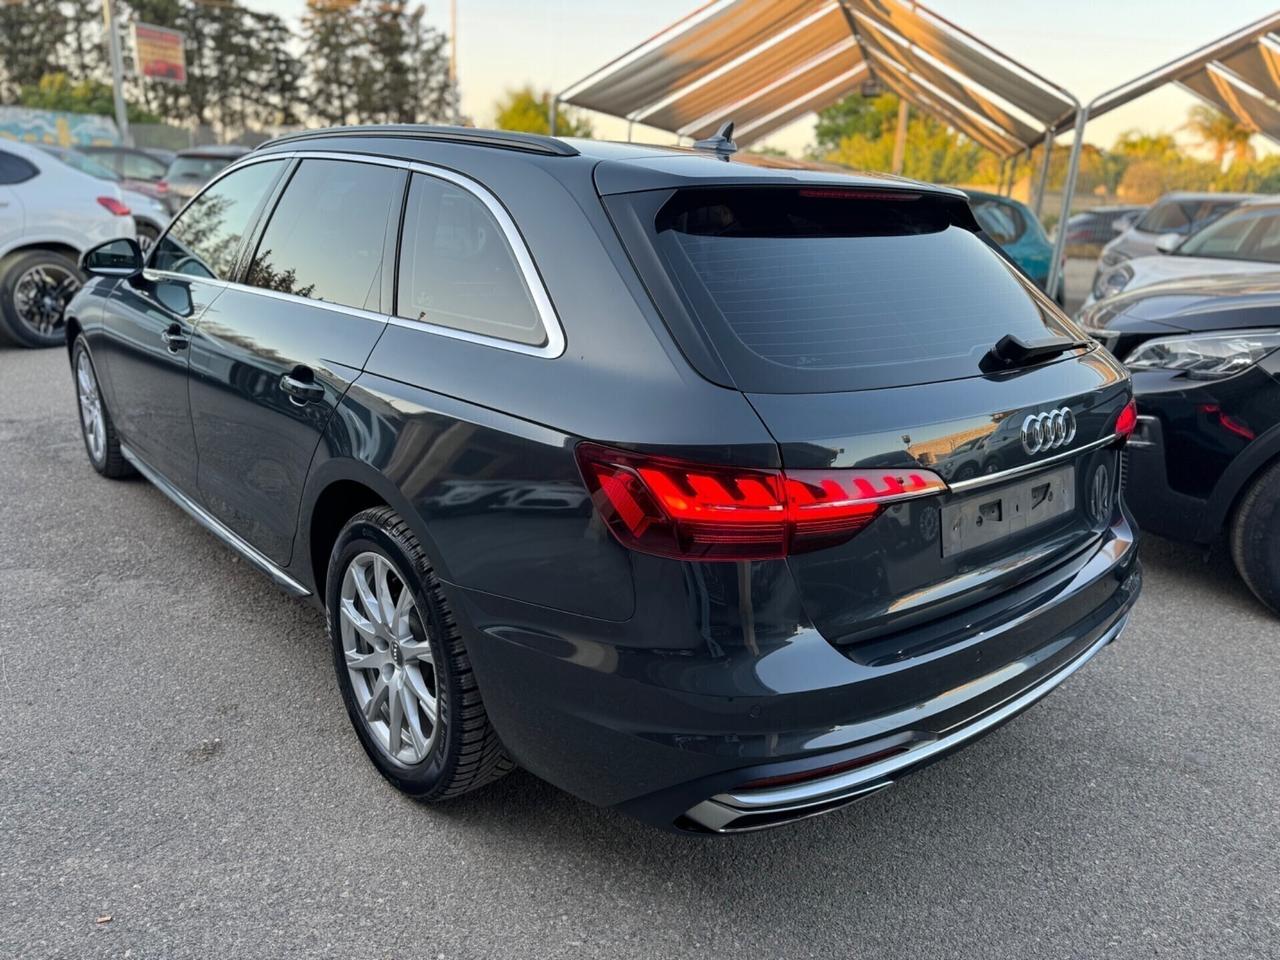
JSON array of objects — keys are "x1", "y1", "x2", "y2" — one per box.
[
  {"x1": 812, "y1": 93, "x2": 898, "y2": 153},
  {"x1": 816, "y1": 93, "x2": 983, "y2": 184},
  {"x1": 18, "y1": 72, "x2": 159, "y2": 123},
  {"x1": 493, "y1": 86, "x2": 592, "y2": 137}
]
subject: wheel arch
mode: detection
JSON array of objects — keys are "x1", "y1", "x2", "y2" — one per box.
[
  {"x1": 0, "y1": 240, "x2": 83, "y2": 265},
  {"x1": 297, "y1": 457, "x2": 455, "y2": 604},
  {"x1": 1201, "y1": 422, "x2": 1280, "y2": 539}
]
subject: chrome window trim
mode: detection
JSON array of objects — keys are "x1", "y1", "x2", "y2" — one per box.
[
  {"x1": 162, "y1": 147, "x2": 566, "y2": 359},
  {"x1": 947, "y1": 432, "x2": 1119, "y2": 493}
]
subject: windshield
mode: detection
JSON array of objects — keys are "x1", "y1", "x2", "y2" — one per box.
[
  {"x1": 1177, "y1": 206, "x2": 1280, "y2": 264},
  {"x1": 166, "y1": 156, "x2": 233, "y2": 182},
  {"x1": 608, "y1": 186, "x2": 1079, "y2": 393},
  {"x1": 1137, "y1": 198, "x2": 1239, "y2": 235},
  {"x1": 42, "y1": 148, "x2": 120, "y2": 181}
]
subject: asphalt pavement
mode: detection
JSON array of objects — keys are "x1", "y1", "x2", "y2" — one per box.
[{"x1": 2, "y1": 312, "x2": 1278, "y2": 959}]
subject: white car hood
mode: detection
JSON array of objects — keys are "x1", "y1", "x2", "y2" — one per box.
[{"x1": 1122, "y1": 254, "x2": 1276, "y2": 293}]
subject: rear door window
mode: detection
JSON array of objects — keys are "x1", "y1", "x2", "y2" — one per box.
[
  {"x1": 246, "y1": 158, "x2": 403, "y2": 310},
  {"x1": 610, "y1": 186, "x2": 1077, "y2": 393}
]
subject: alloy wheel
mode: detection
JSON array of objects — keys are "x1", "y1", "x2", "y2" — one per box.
[
  {"x1": 76, "y1": 350, "x2": 106, "y2": 464},
  {"x1": 339, "y1": 551, "x2": 440, "y2": 765},
  {"x1": 13, "y1": 262, "x2": 80, "y2": 338}
]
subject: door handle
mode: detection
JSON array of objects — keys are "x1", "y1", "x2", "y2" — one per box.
[
  {"x1": 280, "y1": 368, "x2": 325, "y2": 404},
  {"x1": 160, "y1": 323, "x2": 189, "y2": 351}
]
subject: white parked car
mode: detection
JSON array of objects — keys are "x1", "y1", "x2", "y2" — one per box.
[
  {"x1": 1085, "y1": 198, "x2": 1280, "y2": 311},
  {"x1": 0, "y1": 138, "x2": 136, "y2": 348},
  {"x1": 37, "y1": 145, "x2": 170, "y2": 252}
]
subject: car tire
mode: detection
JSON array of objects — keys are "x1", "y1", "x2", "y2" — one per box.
[
  {"x1": 0, "y1": 249, "x2": 84, "y2": 348},
  {"x1": 1230, "y1": 459, "x2": 1280, "y2": 616},
  {"x1": 327, "y1": 506, "x2": 515, "y2": 799},
  {"x1": 71, "y1": 336, "x2": 134, "y2": 479},
  {"x1": 135, "y1": 221, "x2": 160, "y2": 255}
]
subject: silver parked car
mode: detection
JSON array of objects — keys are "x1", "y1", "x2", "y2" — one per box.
[{"x1": 1093, "y1": 192, "x2": 1254, "y2": 293}]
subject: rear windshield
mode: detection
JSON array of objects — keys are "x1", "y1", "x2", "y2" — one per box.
[{"x1": 609, "y1": 187, "x2": 1076, "y2": 393}]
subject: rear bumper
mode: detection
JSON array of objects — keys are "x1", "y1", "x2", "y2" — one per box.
[
  {"x1": 683, "y1": 611, "x2": 1128, "y2": 832},
  {"x1": 446, "y1": 515, "x2": 1140, "y2": 833}
]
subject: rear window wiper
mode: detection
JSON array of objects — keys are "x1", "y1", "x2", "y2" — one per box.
[{"x1": 981, "y1": 333, "x2": 1091, "y2": 372}]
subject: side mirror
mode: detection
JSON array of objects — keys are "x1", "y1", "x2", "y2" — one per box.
[
  {"x1": 1154, "y1": 232, "x2": 1182, "y2": 255},
  {"x1": 81, "y1": 237, "x2": 143, "y2": 278}
]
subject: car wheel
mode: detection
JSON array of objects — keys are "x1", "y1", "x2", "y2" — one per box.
[
  {"x1": 71, "y1": 336, "x2": 134, "y2": 479},
  {"x1": 327, "y1": 506, "x2": 515, "y2": 799},
  {"x1": 135, "y1": 222, "x2": 159, "y2": 255},
  {"x1": 1230, "y1": 459, "x2": 1280, "y2": 616},
  {"x1": 0, "y1": 250, "x2": 84, "y2": 348}
]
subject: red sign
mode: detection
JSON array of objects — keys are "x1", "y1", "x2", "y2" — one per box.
[{"x1": 133, "y1": 23, "x2": 187, "y2": 85}]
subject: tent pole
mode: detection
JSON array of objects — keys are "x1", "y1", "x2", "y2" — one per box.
[
  {"x1": 891, "y1": 99, "x2": 909, "y2": 175},
  {"x1": 627, "y1": 118, "x2": 635, "y2": 142},
  {"x1": 1033, "y1": 130, "x2": 1053, "y2": 216},
  {"x1": 1047, "y1": 105, "x2": 1089, "y2": 301}
]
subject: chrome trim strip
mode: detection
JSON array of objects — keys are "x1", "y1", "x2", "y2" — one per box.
[
  {"x1": 947, "y1": 432, "x2": 1119, "y2": 493},
  {"x1": 120, "y1": 444, "x2": 311, "y2": 597},
  {"x1": 151, "y1": 149, "x2": 566, "y2": 359},
  {"x1": 684, "y1": 613, "x2": 1128, "y2": 833}
]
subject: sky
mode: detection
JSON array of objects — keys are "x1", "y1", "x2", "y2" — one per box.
[{"x1": 241, "y1": 0, "x2": 1280, "y2": 156}]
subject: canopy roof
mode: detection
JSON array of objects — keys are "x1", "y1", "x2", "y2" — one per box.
[
  {"x1": 1078, "y1": 11, "x2": 1280, "y2": 144},
  {"x1": 559, "y1": 0, "x2": 1078, "y2": 154}
]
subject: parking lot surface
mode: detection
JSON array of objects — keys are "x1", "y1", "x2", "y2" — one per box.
[{"x1": 2, "y1": 338, "x2": 1278, "y2": 960}]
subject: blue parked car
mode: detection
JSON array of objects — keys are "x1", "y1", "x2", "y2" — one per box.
[{"x1": 964, "y1": 189, "x2": 1062, "y2": 304}]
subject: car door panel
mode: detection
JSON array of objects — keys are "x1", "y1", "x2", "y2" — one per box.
[
  {"x1": 188, "y1": 157, "x2": 404, "y2": 566},
  {"x1": 189, "y1": 292, "x2": 385, "y2": 564},
  {"x1": 97, "y1": 275, "x2": 223, "y2": 490},
  {"x1": 94, "y1": 157, "x2": 289, "y2": 490}
]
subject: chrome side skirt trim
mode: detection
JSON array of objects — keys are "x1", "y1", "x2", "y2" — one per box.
[
  {"x1": 948, "y1": 432, "x2": 1119, "y2": 493},
  {"x1": 684, "y1": 613, "x2": 1128, "y2": 833},
  {"x1": 120, "y1": 445, "x2": 311, "y2": 597}
]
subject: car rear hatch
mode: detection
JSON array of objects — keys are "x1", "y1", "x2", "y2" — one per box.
[{"x1": 602, "y1": 176, "x2": 1133, "y2": 655}]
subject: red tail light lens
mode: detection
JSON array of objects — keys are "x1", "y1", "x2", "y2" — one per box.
[
  {"x1": 1114, "y1": 399, "x2": 1138, "y2": 444},
  {"x1": 97, "y1": 196, "x2": 131, "y2": 217},
  {"x1": 575, "y1": 443, "x2": 946, "y2": 561},
  {"x1": 155, "y1": 180, "x2": 169, "y2": 194}
]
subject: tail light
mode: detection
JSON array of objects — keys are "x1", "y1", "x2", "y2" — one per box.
[
  {"x1": 154, "y1": 180, "x2": 169, "y2": 194},
  {"x1": 97, "y1": 196, "x2": 131, "y2": 217},
  {"x1": 1113, "y1": 399, "x2": 1138, "y2": 445},
  {"x1": 575, "y1": 442, "x2": 947, "y2": 561}
]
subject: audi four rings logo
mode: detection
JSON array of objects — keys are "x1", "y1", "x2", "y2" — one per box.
[{"x1": 1021, "y1": 408, "x2": 1077, "y2": 455}]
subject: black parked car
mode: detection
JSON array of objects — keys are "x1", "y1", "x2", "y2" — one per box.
[
  {"x1": 160, "y1": 144, "x2": 251, "y2": 213},
  {"x1": 1061, "y1": 205, "x2": 1145, "y2": 248},
  {"x1": 66, "y1": 126, "x2": 1140, "y2": 833},
  {"x1": 1079, "y1": 275, "x2": 1280, "y2": 613}
]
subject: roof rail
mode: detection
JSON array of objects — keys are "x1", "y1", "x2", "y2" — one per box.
[{"x1": 257, "y1": 125, "x2": 580, "y2": 157}]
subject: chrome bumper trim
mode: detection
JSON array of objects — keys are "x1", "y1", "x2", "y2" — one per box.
[
  {"x1": 121, "y1": 444, "x2": 311, "y2": 597},
  {"x1": 684, "y1": 613, "x2": 1129, "y2": 833}
]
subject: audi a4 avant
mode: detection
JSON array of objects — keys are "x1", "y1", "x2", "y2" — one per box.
[{"x1": 66, "y1": 126, "x2": 1140, "y2": 833}]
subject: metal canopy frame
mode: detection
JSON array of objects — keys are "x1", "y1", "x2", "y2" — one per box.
[
  {"x1": 552, "y1": 0, "x2": 1081, "y2": 293},
  {"x1": 1049, "y1": 11, "x2": 1280, "y2": 299}
]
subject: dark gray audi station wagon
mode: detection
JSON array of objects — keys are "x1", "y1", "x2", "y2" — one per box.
[{"x1": 66, "y1": 126, "x2": 1141, "y2": 833}]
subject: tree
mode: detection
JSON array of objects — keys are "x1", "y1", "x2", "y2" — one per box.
[
  {"x1": 811, "y1": 93, "x2": 898, "y2": 154},
  {"x1": 815, "y1": 93, "x2": 983, "y2": 184},
  {"x1": 494, "y1": 87, "x2": 592, "y2": 137},
  {"x1": 354, "y1": 0, "x2": 452, "y2": 124},
  {"x1": 0, "y1": 0, "x2": 69, "y2": 100},
  {"x1": 1184, "y1": 104, "x2": 1255, "y2": 168},
  {"x1": 302, "y1": 0, "x2": 365, "y2": 126}
]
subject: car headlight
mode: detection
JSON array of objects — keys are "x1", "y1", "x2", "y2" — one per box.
[
  {"x1": 1092, "y1": 264, "x2": 1133, "y2": 301},
  {"x1": 1126, "y1": 329, "x2": 1280, "y2": 379}
]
